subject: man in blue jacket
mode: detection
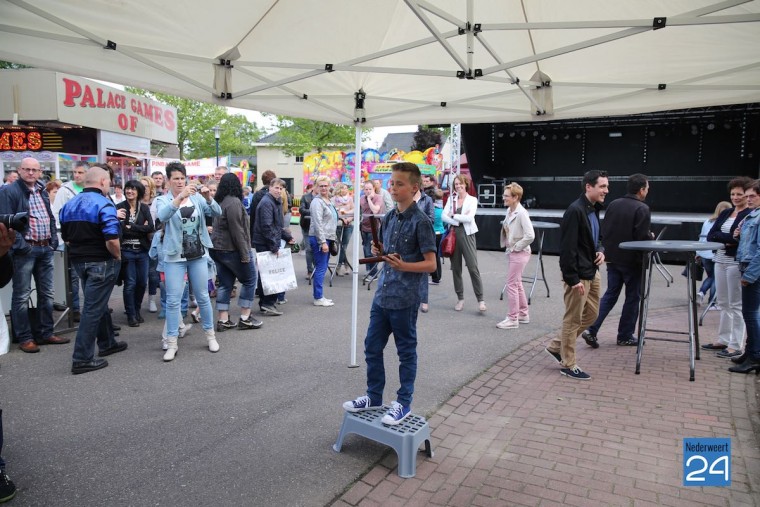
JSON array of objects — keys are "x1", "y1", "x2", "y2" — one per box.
[
  {"x1": 545, "y1": 170, "x2": 608, "y2": 380},
  {"x1": 0, "y1": 157, "x2": 69, "y2": 353},
  {"x1": 60, "y1": 166, "x2": 127, "y2": 374}
]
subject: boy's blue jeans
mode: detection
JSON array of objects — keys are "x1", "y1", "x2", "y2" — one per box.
[{"x1": 364, "y1": 302, "x2": 418, "y2": 407}]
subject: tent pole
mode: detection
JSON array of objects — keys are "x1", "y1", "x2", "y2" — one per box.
[{"x1": 349, "y1": 122, "x2": 362, "y2": 368}]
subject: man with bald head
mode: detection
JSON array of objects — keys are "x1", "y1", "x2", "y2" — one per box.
[
  {"x1": 0, "y1": 157, "x2": 69, "y2": 352},
  {"x1": 60, "y1": 166, "x2": 127, "y2": 374}
]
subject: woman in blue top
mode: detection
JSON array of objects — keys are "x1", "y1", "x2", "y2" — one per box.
[
  {"x1": 431, "y1": 189, "x2": 445, "y2": 284},
  {"x1": 155, "y1": 162, "x2": 222, "y2": 362}
]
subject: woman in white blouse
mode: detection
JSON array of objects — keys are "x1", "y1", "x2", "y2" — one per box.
[
  {"x1": 497, "y1": 182, "x2": 535, "y2": 329},
  {"x1": 442, "y1": 174, "x2": 486, "y2": 312}
]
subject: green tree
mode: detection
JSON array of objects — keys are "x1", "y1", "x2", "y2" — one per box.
[
  {"x1": 0, "y1": 61, "x2": 28, "y2": 69},
  {"x1": 126, "y1": 88, "x2": 263, "y2": 159},
  {"x1": 266, "y1": 115, "x2": 366, "y2": 156},
  {"x1": 411, "y1": 126, "x2": 444, "y2": 152}
]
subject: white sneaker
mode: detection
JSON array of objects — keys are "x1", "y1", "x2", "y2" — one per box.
[
  {"x1": 149, "y1": 297, "x2": 158, "y2": 313},
  {"x1": 496, "y1": 318, "x2": 519, "y2": 329},
  {"x1": 697, "y1": 292, "x2": 704, "y2": 305},
  {"x1": 313, "y1": 298, "x2": 335, "y2": 307},
  {"x1": 205, "y1": 329, "x2": 219, "y2": 353},
  {"x1": 518, "y1": 316, "x2": 530, "y2": 324}
]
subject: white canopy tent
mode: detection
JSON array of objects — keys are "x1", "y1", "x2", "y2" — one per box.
[{"x1": 3, "y1": 0, "x2": 760, "y2": 363}]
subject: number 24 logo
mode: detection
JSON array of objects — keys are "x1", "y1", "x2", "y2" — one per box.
[{"x1": 685, "y1": 455, "x2": 729, "y2": 482}]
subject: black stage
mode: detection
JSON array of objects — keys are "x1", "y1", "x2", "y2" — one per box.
[{"x1": 475, "y1": 208, "x2": 707, "y2": 263}]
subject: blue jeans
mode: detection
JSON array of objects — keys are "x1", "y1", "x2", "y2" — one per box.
[
  {"x1": 122, "y1": 249, "x2": 149, "y2": 318},
  {"x1": 699, "y1": 258, "x2": 716, "y2": 300},
  {"x1": 309, "y1": 236, "x2": 330, "y2": 299},
  {"x1": 210, "y1": 249, "x2": 257, "y2": 311},
  {"x1": 742, "y1": 279, "x2": 760, "y2": 360},
  {"x1": 587, "y1": 262, "x2": 641, "y2": 341},
  {"x1": 11, "y1": 246, "x2": 55, "y2": 343},
  {"x1": 160, "y1": 280, "x2": 189, "y2": 315},
  {"x1": 361, "y1": 231, "x2": 378, "y2": 275},
  {"x1": 164, "y1": 258, "x2": 214, "y2": 337},
  {"x1": 365, "y1": 302, "x2": 419, "y2": 407},
  {"x1": 72, "y1": 259, "x2": 120, "y2": 362},
  {"x1": 336, "y1": 223, "x2": 353, "y2": 266}
]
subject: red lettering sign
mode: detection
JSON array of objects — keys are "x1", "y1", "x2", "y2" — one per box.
[{"x1": 0, "y1": 131, "x2": 44, "y2": 151}]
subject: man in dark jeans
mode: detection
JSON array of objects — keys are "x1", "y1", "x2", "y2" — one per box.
[
  {"x1": 0, "y1": 157, "x2": 70, "y2": 353},
  {"x1": 60, "y1": 167, "x2": 127, "y2": 374},
  {"x1": 0, "y1": 223, "x2": 17, "y2": 502},
  {"x1": 298, "y1": 184, "x2": 317, "y2": 277},
  {"x1": 252, "y1": 178, "x2": 294, "y2": 315},
  {"x1": 582, "y1": 174, "x2": 651, "y2": 348}
]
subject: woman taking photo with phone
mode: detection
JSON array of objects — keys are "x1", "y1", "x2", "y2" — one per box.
[{"x1": 442, "y1": 174, "x2": 486, "y2": 313}]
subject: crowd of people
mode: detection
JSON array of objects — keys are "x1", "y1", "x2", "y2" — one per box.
[{"x1": 3, "y1": 159, "x2": 760, "y2": 502}]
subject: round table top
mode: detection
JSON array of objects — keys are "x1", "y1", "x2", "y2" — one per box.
[
  {"x1": 620, "y1": 240, "x2": 723, "y2": 253},
  {"x1": 531, "y1": 221, "x2": 560, "y2": 229}
]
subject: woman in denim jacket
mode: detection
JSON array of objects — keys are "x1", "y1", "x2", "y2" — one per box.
[
  {"x1": 732, "y1": 180, "x2": 760, "y2": 373},
  {"x1": 155, "y1": 162, "x2": 222, "y2": 361}
]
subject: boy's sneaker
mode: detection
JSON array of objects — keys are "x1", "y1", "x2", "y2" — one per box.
[
  {"x1": 149, "y1": 297, "x2": 158, "y2": 313},
  {"x1": 238, "y1": 315, "x2": 263, "y2": 329},
  {"x1": 216, "y1": 320, "x2": 236, "y2": 332},
  {"x1": 313, "y1": 298, "x2": 335, "y2": 307},
  {"x1": 544, "y1": 347, "x2": 562, "y2": 365},
  {"x1": 496, "y1": 318, "x2": 519, "y2": 329},
  {"x1": 260, "y1": 305, "x2": 283, "y2": 316},
  {"x1": 343, "y1": 395, "x2": 382, "y2": 412},
  {"x1": 381, "y1": 401, "x2": 411, "y2": 425},
  {"x1": 581, "y1": 331, "x2": 599, "y2": 349},
  {"x1": 0, "y1": 469, "x2": 17, "y2": 503},
  {"x1": 560, "y1": 366, "x2": 591, "y2": 380}
]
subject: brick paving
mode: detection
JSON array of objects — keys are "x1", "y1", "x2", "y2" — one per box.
[{"x1": 333, "y1": 307, "x2": 760, "y2": 506}]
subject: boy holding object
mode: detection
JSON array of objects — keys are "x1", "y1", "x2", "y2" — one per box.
[{"x1": 343, "y1": 162, "x2": 436, "y2": 425}]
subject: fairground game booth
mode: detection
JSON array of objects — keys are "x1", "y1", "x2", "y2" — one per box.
[
  {"x1": 0, "y1": 69, "x2": 177, "y2": 323},
  {"x1": 463, "y1": 103, "x2": 760, "y2": 256}
]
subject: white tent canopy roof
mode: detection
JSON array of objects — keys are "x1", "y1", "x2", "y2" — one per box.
[{"x1": 1, "y1": 0, "x2": 760, "y2": 126}]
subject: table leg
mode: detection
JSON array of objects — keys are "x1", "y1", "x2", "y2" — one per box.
[
  {"x1": 687, "y1": 256, "x2": 697, "y2": 381},
  {"x1": 527, "y1": 230, "x2": 545, "y2": 305},
  {"x1": 635, "y1": 252, "x2": 654, "y2": 375}
]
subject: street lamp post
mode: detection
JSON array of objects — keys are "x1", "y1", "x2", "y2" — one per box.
[{"x1": 212, "y1": 125, "x2": 221, "y2": 166}]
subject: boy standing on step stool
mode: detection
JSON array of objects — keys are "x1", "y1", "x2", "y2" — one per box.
[{"x1": 343, "y1": 162, "x2": 436, "y2": 425}]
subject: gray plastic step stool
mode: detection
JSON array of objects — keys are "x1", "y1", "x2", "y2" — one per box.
[{"x1": 333, "y1": 406, "x2": 433, "y2": 478}]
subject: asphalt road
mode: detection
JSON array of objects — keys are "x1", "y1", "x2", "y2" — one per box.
[{"x1": 0, "y1": 232, "x2": 687, "y2": 506}]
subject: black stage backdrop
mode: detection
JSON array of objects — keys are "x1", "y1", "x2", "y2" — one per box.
[{"x1": 463, "y1": 104, "x2": 760, "y2": 214}]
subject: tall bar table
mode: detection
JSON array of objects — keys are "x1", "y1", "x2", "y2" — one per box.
[
  {"x1": 620, "y1": 240, "x2": 723, "y2": 381},
  {"x1": 500, "y1": 221, "x2": 559, "y2": 304}
]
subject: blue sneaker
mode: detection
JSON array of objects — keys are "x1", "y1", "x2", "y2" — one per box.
[
  {"x1": 381, "y1": 401, "x2": 411, "y2": 425},
  {"x1": 342, "y1": 395, "x2": 381, "y2": 412},
  {"x1": 158, "y1": 309, "x2": 166, "y2": 320}
]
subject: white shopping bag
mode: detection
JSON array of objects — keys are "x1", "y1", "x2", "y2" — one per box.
[{"x1": 256, "y1": 248, "x2": 298, "y2": 296}]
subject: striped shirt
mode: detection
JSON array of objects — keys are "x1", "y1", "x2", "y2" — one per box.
[
  {"x1": 26, "y1": 186, "x2": 52, "y2": 242},
  {"x1": 713, "y1": 217, "x2": 737, "y2": 264}
]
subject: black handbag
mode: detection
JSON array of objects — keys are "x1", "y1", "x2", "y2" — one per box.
[
  {"x1": 329, "y1": 240, "x2": 339, "y2": 257},
  {"x1": 182, "y1": 232, "x2": 206, "y2": 261}
]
